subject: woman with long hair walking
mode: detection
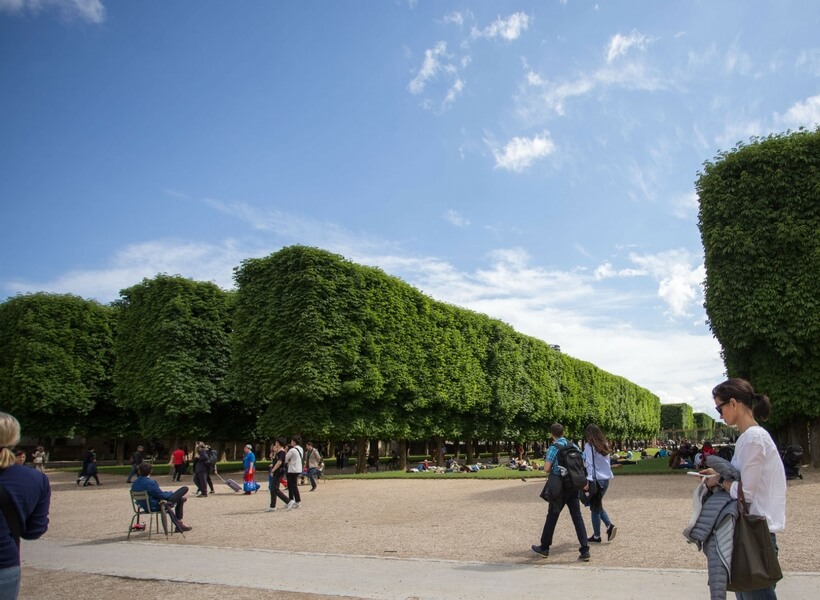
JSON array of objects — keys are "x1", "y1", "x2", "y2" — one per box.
[{"x1": 582, "y1": 423, "x2": 617, "y2": 543}]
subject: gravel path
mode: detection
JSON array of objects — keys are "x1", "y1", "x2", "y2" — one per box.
[{"x1": 19, "y1": 468, "x2": 820, "y2": 599}]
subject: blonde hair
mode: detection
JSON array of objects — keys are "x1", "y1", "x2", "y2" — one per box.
[{"x1": 0, "y1": 412, "x2": 22, "y2": 469}]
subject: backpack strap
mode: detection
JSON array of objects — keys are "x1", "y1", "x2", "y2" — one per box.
[{"x1": 0, "y1": 484, "x2": 22, "y2": 550}]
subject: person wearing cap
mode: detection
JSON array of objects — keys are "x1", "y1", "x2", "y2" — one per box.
[{"x1": 242, "y1": 444, "x2": 258, "y2": 494}]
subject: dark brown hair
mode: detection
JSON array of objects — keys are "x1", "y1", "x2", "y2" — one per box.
[
  {"x1": 550, "y1": 423, "x2": 564, "y2": 438},
  {"x1": 584, "y1": 423, "x2": 611, "y2": 455},
  {"x1": 712, "y1": 378, "x2": 772, "y2": 421}
]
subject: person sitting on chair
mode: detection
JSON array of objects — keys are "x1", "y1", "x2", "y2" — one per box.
[{"x1": 130, "y1": 462, "x2": 192, "y2": 532}]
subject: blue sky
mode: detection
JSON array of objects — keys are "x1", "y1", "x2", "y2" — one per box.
[{"x1": 2, "y1": 1, "x2": 819, "y2": 416}]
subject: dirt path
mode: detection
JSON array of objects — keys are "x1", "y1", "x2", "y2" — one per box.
[{"x1": 19, "y1": 468, "x2": 820, "y2": 599}]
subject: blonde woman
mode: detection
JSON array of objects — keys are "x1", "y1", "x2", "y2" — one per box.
[{"x1": 0, "y1": 412, "x2": 51, "y2": 599}]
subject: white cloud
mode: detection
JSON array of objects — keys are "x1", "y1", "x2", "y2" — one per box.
[
  {"x1": 714, "y1": 119, "x2": 764, "y2": 151},
  {"x1": 443, "y1": 209, "x2": 470, "y2": 228},
  {"x1": 518, "y1": 61, "x2": 665, "y2": 119},
  {"x1": 796, "y1": 49, "x2": 820, "y2": 76},
  {"x1": 605, "y1": 30, "x2": 652, "y2": 63},
  {"x1": 628, "y1": 250, "x2": 705, "y2": 318},
  {"x1": 442, "y1": 11, "x2": 468, "y2": 28},
  {"x1": 671, "y1": 191, "x2": 699, "y2": 220},
  {"x1": 5, "y1": 239, "x2": 249, "y2": 302},
  {"x1": 0, "y1": 0, "x2": 105, "y2": 23},
  {"x1": 407, "y1": 41, "x2": 469, "y2": 112},
  {"x1": 723, "y1": 40, "x2": 753, "y2": 76},
  {"x1": 443, "y1": 77, "x2": 465, "y2": 106},
  {"x1": 471, "y1": 12, "x2": 530, "y2": 41},
  {"x1": 776, "y1": 94, "x2": 820, "y2": 128},
  {"x1": 491, "y1": 131, "x2": 555, "y2": 172},
  {"x1": 408, "y1": 41, "x2": 447, "y2": 95}
]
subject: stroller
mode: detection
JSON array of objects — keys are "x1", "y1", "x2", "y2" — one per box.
[{"x1": 780, "y1": 445, "x2": 803, "y2": 480}]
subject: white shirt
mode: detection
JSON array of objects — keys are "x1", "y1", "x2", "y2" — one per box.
[
  {"x1": 583, "y1": 444, "x2": 614, "y2": 481},
  {"x1": 285, "y1": 445, "x2": 303, "y2": 474},
  {"x1": 730, "y1": 425, "x2": 786, "y2": 533}
]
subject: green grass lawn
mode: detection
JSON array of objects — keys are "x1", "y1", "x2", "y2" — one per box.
[{"x1": 59, "y1": 455, "x2": 685, "y2": 479}]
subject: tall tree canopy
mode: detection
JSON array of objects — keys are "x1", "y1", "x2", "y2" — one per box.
[
  {"x1": 114, "y1": 274, "x2": 234, "y2": 439},
  {"x1": 0, "y1": 293, "x2": 115, "y2": 439},
  {"x1": 697, "y1": 128, "x2": 820, "y2": 453},
  {"x1": 233, "y1": 246, "x2": 660, "y2": 447}
]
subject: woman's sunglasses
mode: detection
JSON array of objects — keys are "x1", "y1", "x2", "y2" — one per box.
[{"x1": 715, "y1": 400, "x2": 731, "y2": 415}]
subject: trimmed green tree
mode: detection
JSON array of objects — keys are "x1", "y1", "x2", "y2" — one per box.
[
  {"x1": 0, "y1": 293, "x2": 117, "y2": 443},
  {"x1": 114, "y1": 274, "x2": 233, "y2": 439},
  {"x1": 697, "y1": 127, "x2": 820, "y2": 463}
]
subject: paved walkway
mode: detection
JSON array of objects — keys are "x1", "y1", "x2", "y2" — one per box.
[{"x1": 23, "y1": 538, "x2": 819, "y2": 600}]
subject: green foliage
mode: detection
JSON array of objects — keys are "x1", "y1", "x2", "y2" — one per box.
[
  {"x1": 697, "y1": 128, "x2": 820, "y2": 425},
  {"x1": 114, "y1": 274, "x2": 233, "y2": 438},
  {"x1": 235, "y1": 246, "x2": 661, "y2": 442},
  {"x1": 693, "y1": 412, "x2": 716, "y2": 437},
  {"x1": 0, "y1": 293, "x2": 116, "y2": 438},
  {"x1": 660, "y1": 403, "x2": 695, "y2": 431}
]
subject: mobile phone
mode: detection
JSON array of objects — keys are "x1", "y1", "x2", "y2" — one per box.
[{"x1": 687, "y1": 471, "x2": 707, "y2": 477}]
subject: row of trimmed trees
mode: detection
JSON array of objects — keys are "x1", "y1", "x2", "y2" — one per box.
[{"x1": 0, "y1": 247, "x2": 660, "y2": 469}]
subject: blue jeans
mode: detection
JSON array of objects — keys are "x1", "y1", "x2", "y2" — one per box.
[
  {"x1": 589, "y1": 479, "x2": 613, "y2": 537},
  {"x1": 306, "y1": 467, "x2": 320, "y2": 488},
  {"x1": 735, "y1": 534, "x2": 779, "y2": 600},
  {"x1": 0, "y1": 565, "x2": 21, "y2": 600}
]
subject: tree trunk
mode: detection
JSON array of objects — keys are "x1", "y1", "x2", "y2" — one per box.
[
  {"x1": 465, "y1": 437, "x2": 475, "y2": 464},
  {"x1": 809, "y1": 418, "x2": 820, "y2": 468},
  {"x1": 433, "y1": 435, "x2": 445, "y2": 466},
  {"x1": 399, "y1": 439, "x2": 408, "y2": 471},
  {"x1": 356, "y1": 436, "x2": 368, "y2": 474}
]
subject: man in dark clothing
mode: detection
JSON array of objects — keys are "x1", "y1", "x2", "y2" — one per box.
[
  {"x1": 192, "y1": 443, "x2": 211, "y2": 497},
  {"x1": 130, "y1": 463, "x2": 192, "y2": 532},
  {"x1": 126, "y1": 445, "x2": 144, "y2": 484},
  {"x1": 531, "y1": 422, "x2": 591, "y2": 562},
  {"x1": 76, "y1": 447, "x2": 95, "y2": 486}
]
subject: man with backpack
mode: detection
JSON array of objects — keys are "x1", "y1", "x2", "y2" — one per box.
[{"x1": 531, "y1": 423, "x2": 591, "y2": 562}]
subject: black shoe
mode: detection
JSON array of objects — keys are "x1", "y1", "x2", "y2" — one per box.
[
  {"x1": 531, "y1": 545, "x2": 549, "y2": 558},
  {"x1": 578, "y1": 551, "x2": 591, "y2": 562},
  {"x1": 588, "y1": 536, "x2": 602, "y2": 543},
  {"x1": 607, "y1": 524, "x2": 617, "y2": 541},
  {"x1": 175, "y1": 524, "x2": 192, "y2": 532}
]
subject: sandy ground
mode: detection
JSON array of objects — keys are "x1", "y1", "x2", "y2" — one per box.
[{"x1": 19, "y1": 467, "x2": 820, "y2": 599}]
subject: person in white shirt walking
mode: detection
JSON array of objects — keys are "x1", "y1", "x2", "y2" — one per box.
[
  {"x1": 285, "y1": 435, "x2": 304, "y2": 510},
  {"x1": 702, "y1": 378, "x2": 786, "y2": 600}
]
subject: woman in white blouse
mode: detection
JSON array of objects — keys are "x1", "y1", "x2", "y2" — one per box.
[
  {"x1": 582, "y1": 423, "x2": 617, "y2": 543},
  {"x1": 703, "y1": 378, "x2": 786, "y2": 600}
]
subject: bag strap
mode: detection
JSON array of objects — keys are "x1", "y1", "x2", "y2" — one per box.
[
  {"x1": 736, "y1": 481, "x2": 750, "y2": 515},
  {"x1": 590, "y1": 447, "x2": 599, "y2": 483},
  {"x1": 0, "y1": 484, "x2": 22, "y2": 550}
]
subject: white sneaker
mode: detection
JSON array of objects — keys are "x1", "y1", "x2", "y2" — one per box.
[
  {"x1": 266, "y1": 507, "x2": 277, "y2": 512},
  {"x1": 293, "y1": 502, "x2": 301, "y2": 509},
  {"x1": 286, "y1": 500, "x2": 296, "y2": 511}
]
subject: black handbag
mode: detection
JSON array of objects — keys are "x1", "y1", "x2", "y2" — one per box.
[{"x1": 727, "y1": 486, "x2": 783, "y2": 592}]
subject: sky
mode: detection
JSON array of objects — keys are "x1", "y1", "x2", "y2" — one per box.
[{"x1": 2, "y1": 1, "x2": 819, "y2": 417}]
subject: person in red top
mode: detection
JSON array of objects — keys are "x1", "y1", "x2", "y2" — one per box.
[{"x1": 171, "y1": 446, "x2": 186, "y2": 482}]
